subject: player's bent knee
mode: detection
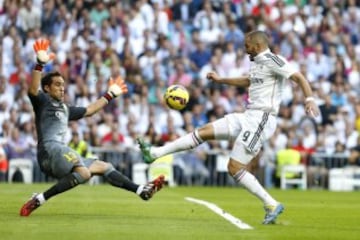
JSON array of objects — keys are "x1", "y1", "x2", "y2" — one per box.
[
  {"x1": 197, "y1": 124, "x2": 215, "y2": 140},
  {"x1": 89, "y1": 160, "x2": 114, "y2": 175},
  {"x1": 73, "y1": 168, "x2": 91, "y2": 184},
  {"x1": 228, "y1": 159, "x2": 247, "y2": 176},
  {"x1": 102, "y1": 161, "x2": 113, "y2": 172}
]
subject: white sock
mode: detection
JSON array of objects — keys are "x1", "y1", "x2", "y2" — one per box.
[
  {"x1": 36, "y1": 193, "x2": 46, "y2": 205},
  {"x1": 151, "y1": 131, "x2": 203, "y2": 158},
  {"x1": 234, "y1": 169, "x2": 277, "y2": 206},
  {"x1": 136, "y1": 185, "x2": 144, "y2": 195}
]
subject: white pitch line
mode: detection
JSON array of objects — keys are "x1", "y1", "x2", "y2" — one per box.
[{"x1": 185, "y1": 197, "x2": 253, "y2": 230}]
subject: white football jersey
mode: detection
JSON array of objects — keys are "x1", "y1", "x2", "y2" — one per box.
[{"x1": 247, "y1": 49, "x2": 297, "y2": 115}]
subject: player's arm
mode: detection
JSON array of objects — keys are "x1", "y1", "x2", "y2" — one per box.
[
  {"x1": 29, "y1": 69, "x2": 42, "y2": 96},
  {"x1": 84, "y1": 98, "x2": 108, "y2": 117},
  {"x1": 206, "y1": 71, "x2": 250, "y2": 87},
  {"x1": 29, "y1": 39, "x2": 55, "y2": 96},
  {"x1": 84, "y1": 76, "x2": 128, "y2": 117},
  {"x1": 267, "y1": 53, "x2": 320, "y2": 118},
  {"x1": 289, "y1": 72, "x2": 320, "y2": 117}
]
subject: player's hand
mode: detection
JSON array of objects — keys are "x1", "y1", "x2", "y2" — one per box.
[
  {"x1": 305, "y1": 99, "x2": 320, "y2": 118},
  {"x1": 33, "y1": 39, "x2": 55, "y2": 66},
  {"x1": 107, "y1": 76, "x2": 128, "y2": 98},
  {"x1": 206, "y1": 71, "x2": 222, "y2": 83}
]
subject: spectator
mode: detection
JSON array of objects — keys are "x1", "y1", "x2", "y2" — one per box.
[
  {"x1": 191, "y1": 103, "x2": 208, "y2": 128},
  {"x1": 168, "y1": 20, "x2": 191, "y2": 56},
  {"x1": 355, "y1": 102, "x2": 360, "y2": 132},
  {"x1": 331, "y1": 84, "x2": 348, "y2": 107},
  {"x1": 69, "y1": 131, "x2": 92, "y2": 158},
  {"x1": 224, "y1": 19, "x2": 244, "y2": 49},
  {"x1": 70, "y1": 48, "x2": 88, "y2": 80},
  {"x1": 89, "y1": 1, "x2": 109, "y2": 27},
  {"x1": 227, "y1": 50, "x2": 250, "y2": 78},
  {"x1": 0, "y1": 144, "x2": 8, "y2": 182},
  {"x1": 175, "y1": 145, "x2": 210, "y2": 186},
  {"x1": 171, "y1": 0, "x2": 197, "y2": 24},
  {"x1": 0, "y1": 75, "x2": 15, "y2": 113},
  {"x1": 348, "y1": 136, "x2": 360, "y2": 166},
  {"x1": 7, "y1": 127, "x2": 32, "y2": 160},
  {"x1": 199, "y1": 55, "x2": 225, "y2": 87},
  {"x1": 101, "y1": 123, "x2": 125, "y2": 146},
  {"x1": 275, "y1": 143, "x2": 301, "y2": 188},
  {"x1": 319, "y1": 95, "x2": 338, "y2": 126},
  {"x1": 260, "y1": 136, "x2": 277, "y2": 189},
  {"x1": 18, "y1": 0, "x2": 41, "y2": 37},
  {"x1": 152, "y1": 1, "x2": 169, "y2": 36},
  {"x1": 189, "y1": 40, "x2": 211, "y2": 73},
  {"x1": 0, "y1": 0, "x2": 360, "y2": 190},
  {"x1": 221, "y1": 41, "x2": 237, "y2": 74},
  {"x1": 41, "y1": 0, "x2": 57, "y2": 36},
  {"x1": 168, "y1": 60, "x2": 192, "y2": 87}
]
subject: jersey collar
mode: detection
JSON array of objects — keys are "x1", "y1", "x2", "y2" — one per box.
[{"x1": 254, "y1": 48, "x2": 271, "y2": 62}]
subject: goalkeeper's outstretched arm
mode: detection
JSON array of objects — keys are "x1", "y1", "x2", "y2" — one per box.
[
  {"x1": 84, "y1": 76, "x2": 128, "y2": 117},
  {"x1": 29, "y1": 69, "x2": 42, "y2": 96},
  {"x1": 29, "y1": 39, "x2": 54, "y2": 96}
]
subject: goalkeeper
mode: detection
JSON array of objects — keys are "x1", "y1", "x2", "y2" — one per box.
[{"x1": 20, "y1": 39, "x2": 165, "y2": 217}]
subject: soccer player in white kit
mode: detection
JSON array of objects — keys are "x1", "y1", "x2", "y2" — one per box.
[{"x1": 138, "y1": 30, "x2": 320, "y2": 224}]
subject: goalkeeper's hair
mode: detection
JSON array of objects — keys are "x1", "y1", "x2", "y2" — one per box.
[{"x1": 41, "y1": 71, "x2": 62, "y2": 92}]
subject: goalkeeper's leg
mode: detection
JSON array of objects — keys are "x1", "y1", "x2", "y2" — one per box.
[
  {"x1": 91, "y1": 161, "x2": 165, "y2": 200},
  {"x1": 20, "y1": 170, "x2": 89, "y2": 216}
]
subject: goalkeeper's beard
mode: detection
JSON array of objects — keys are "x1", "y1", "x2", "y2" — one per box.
[{"x1": 49, "y1": 91, "x2": 64, "y2": 102}]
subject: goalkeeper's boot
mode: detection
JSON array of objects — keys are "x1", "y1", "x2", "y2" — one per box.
[
  {"x1": 20, "y1": 193, "x2": 41, "y2": 217},
  {"x1": 136, "y1": 137, "x2": 156, "y2": 163},
  {"x1": 262, "y1": 203, "x2": 284, "y2": 224},
  {"x1": 139, "y1": 175, "x2": 165, "y2": 200}
]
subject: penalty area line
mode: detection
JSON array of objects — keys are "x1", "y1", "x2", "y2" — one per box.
[{"x1": 185, "y1": 197, "x2": 253, "y2": 230}]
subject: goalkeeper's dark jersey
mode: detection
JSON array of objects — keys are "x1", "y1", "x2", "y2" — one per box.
[{"x1": 28, "y1": 91, "x2": 86, "y2": 146}]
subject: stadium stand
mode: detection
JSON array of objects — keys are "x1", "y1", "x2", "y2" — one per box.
[{"x1": 0, "y1": 0, "x2": 360, "y2": 189}]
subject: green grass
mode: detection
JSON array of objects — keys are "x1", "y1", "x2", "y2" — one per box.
[{"x1": 1, "y1": 184, "x2": 360, "y2": 240}]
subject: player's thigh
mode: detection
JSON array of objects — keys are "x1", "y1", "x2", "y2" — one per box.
[
  {"x1": 237, "y1": 112, "x2": 276, "y2": 152},
  {"x1": 229, "y1": 112, "x2": 276, "y2": 165},
  {"x1": 211, "y1": 113, "x2": 243, "y2": 141},
  {"x1": 87, "y1": 159, "x2": 112, "y2": 175},
  {"x1": 230, "y1": 142, "x2": 258, "y2": 165},
  {"x1": 50, "y1": 145, "x2": 85, "y2": 178}
]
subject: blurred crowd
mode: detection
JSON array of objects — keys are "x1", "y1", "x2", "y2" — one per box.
[{"x1": 1, "y1": 0, "x2": 360, "y2": 186}]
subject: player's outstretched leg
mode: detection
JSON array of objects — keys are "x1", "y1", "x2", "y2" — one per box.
[
  {"x1": 263, "y1": 203, "x2": 285, "y2": 224},
  {"x1": 139, "y1": 175, "x2": 165, "y2": 200},
  {"x1": 20, "y1": 172, "x2": 85, "y2": 216},
  {"x1": 136, "y1": 137, "x2": 156, "y2": 164},
  {"x1": 20, "y1": 193, "x2": 41, "y2": 217}
]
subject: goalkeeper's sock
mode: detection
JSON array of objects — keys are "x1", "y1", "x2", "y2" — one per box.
[
  {"x1": 35, "y1": 193, "x2": 46, "y2": 205},
  {"x1": 152, "y1": 130, "x2": 204, "y2": 158},
  {"x1": 233, "y1": 168, "x2": 277, "y2": 206},
  {"x1": 104, "y1": 168, "x2": 138, "y2": 193},
  {"x1": 43, "y1": 173, "x2": 82, "y2": 201}
]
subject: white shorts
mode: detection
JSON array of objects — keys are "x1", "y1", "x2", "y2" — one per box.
[{"x1": 211, "y1": 110, "x2": 277, "y2": 164}]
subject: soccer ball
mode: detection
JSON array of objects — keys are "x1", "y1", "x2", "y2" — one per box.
[{"x1": 164, "y1": 84, "x2": 189, "y2": 110}]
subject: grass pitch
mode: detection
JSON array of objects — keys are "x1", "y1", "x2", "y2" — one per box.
[{"x1": 1, "y1": 183, "x2": 360, "y2": 240}]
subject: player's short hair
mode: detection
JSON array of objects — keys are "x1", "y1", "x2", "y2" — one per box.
[
  {"x1": 41, "y1": 71, "x2": 62, "y2": 92},
  {"x1": 246, "y1": 30, "x2": 269, "y2": 46}
]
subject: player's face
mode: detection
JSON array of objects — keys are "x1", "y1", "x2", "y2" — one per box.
[
  {"x1": 244, "y1": 37, "x2": 257, "y2": 61},
  {"x1": 47, "y1": 76, "x2": 65, "y2": 101}
]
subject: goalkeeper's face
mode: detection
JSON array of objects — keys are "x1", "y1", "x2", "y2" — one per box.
[{"x1": 46, "y1": 76, "x2": 65, "y2": 102}]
